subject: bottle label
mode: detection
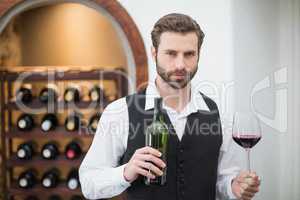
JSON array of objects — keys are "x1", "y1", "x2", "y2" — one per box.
[
  {"x1": 41, "y1": 120, "x2": 51, "y2": 132},
  {"x1": 17, "y1": 149, "x2": 26, "y2": 158},
  {"x1": 91, "y1": 121, "x2": 98, "y2": 130},
  {"x1": 43, "y1": 149, "x2": 51, "y2": 158},
  {"x1": 67, "y1": 121, "x2": 75, "y2": 131},
  {"x1": 65, "y1": 91, "x2": 73, "y2": 101},
  {"x1": 91, "y1": 91, "x2": 99, "y2": 101},
  {"x1": 66, "y1": 150, "x2": 75, "y2": 159},
  {"x1": 42, "y1": 178, "x2": 51, "y2": 187},
  {"x1": 18, "y1": 119, "x2": 26, "y2": 129},
  {"x1": 68, "y1": 178, "x2": 78, "y2": 190},
  {"x1": 19, "y1": 178, "x2": 28, "y2": 187}
]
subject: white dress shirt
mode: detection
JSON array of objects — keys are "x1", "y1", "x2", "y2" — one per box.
[{"x1": 79, "y1": 82, "x2": 241, "y2": 200}]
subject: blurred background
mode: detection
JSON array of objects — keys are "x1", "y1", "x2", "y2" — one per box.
[{"x1": 0, "y1": 0, "x2": 299, "y2": 200}]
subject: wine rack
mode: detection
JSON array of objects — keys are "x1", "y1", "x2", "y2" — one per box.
[{"x1": 0, "y1": 68, "x2": 128, "y2": 200}]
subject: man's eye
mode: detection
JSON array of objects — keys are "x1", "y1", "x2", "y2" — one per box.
[
  {"x1": 166, "y1": 52, "x2": 176, "y2": 56},
  {"x1": 185, "y1": 52, "x2": 195, "y2": 57}
]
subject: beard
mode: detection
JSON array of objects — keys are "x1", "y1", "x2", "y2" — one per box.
[{"x1": 156, "y1": 58, "x2": 198, "y2": 89}]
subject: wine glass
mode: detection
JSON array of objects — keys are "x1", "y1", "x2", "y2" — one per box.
[{"x1": 232, "y1": 112, "x2": 262, "y2": 172}]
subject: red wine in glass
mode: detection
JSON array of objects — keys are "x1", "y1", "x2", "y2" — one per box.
[
  {"x1": 232, "y1": 112, "x2": 261, "y2": 171},
  {"x1": 233, "y1": 135, "x2": 261, "y2": 149}
]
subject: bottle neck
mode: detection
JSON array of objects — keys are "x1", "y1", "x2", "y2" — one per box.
[{"x1": 153, "y1": 98, "x2": 163, "y2": 122}]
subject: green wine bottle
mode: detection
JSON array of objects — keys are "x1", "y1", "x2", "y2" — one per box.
[{"x1": 145, "y1": 98, "x2": 169, "y2": 186}]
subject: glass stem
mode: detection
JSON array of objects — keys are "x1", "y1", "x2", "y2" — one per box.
[{"x1": 246, "y1": 148, "x2": 251, "y2": 172}]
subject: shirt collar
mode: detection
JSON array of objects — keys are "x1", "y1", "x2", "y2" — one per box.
[{"x1": 144, "y1": 80, "x2": 210, "y2": 114}]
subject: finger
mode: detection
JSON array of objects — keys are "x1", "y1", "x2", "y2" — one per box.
[
  {"x1": 137, "y1": 154, "x2": 166, "y2": 169},
  {"x1": 250, "y1": 180, "x2": 261, "y2": 187},
  {"x1": 248, "y1": 172, "x2": 261, "y2": 183},
  {"x1": 240, "y1": 183, "x2": 258, "y2": 199},
  {"x1": 240, "y1": 188, "x2": 255, "y2": 199},
  {"x1": 239, "y1": 171, "x2": 250, "y2": 178},
  {"x1": 136, "y1": 146, "x2": 162, "y2": 157},
  {"x1": 240, "y1": 183, "x2": 255, "y2": 194},
  {"x1": 251, "y1": 176, "x2": 258, "y2": 182},
  {"x1": 135, "y1": 166, "x2": 156, "y2": 179},
  {"x1": 244, "y1": 177, "x2": 256, "y2": 185},
  {"x1": 240, "y1": 182, "x2": 248, "y2": 190},
  {"x1": 241, "y1": 196, "x2": 253, "y2": 200},
  {"x1": 245, "y1": 177, "x2": 260, "y2": 187},
  {"x1": 242, "y1": 193, "x2": 255, "y2": 200},
  {"x1": 249, "y1": 171, "x2": 257, "y2": 177},
  {"x1": 238, "y1": 175, "x2": 259, "y2": 186},
  {"x1": 257, "y1": 178, "x2": 261, "y2": 186},
  {"x1": 236, "y1": 171, "x2": 251, "y2": 183},
  {"x1": 240, "y1": 181, "x2": 259, "y2": 192},
  {"x1": 136, "y1": 160, "x2": 164, "y2": 176},
  {"x1": 244, "y1": 185, "x2": 260, "y2": 193}
]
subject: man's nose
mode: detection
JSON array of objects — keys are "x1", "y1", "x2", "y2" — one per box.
[{"x1": 175, "y1": 55, "x2": 186, "y2": 70}]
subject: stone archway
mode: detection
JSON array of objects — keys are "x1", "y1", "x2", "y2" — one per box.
[{"x1": 0, "y1": 0, "x2": 148, "y2": 89}]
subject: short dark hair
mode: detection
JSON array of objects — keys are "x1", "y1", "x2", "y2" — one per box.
[{"x1": 151, "y1": 13, "x2": 205, "y2": 53}]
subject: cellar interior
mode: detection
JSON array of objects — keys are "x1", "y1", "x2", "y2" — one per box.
[{"x1": 0, "y1": 1, "x2": 147, "y2": 200}]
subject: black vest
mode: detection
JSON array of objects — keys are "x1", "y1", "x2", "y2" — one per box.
[{"x1": 120, "y1": 90, "x2": 222, "y2": 200}]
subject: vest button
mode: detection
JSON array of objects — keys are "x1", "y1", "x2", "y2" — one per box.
[
  {"x1": 180, "y1": 177, "x2": 185, "y2": 184},
  {"x1": 179, "y1": 162, "x2": 184, "y2": 168},
  {"x1": 177, "y1": 168, "x2": 184, "y2": 174}
]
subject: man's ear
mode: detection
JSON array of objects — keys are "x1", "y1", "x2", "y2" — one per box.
[
  {"x1": 151, "y1": 46, "x2": 157, "y2": 61},
  {"x1": 197, "y1": 49, "x2": 201, "y2": 62}
]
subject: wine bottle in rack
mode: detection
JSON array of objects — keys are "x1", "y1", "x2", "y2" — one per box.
[
  {"x1": 65, "y1": 141, "x2": 82, "y2": 160},
  {"x1": 66, "y1": 168, "x2": 80, "y2": 190},
  {"x1": 41, "y1": 142, "x2": 59, "y2": 160},
  {"x1": 88, "y1": 113, "x2": 101, "y2": 134},
  {"x1": 39, "y1": 84, "x2": 58, "y2": 104},
  {"x1": 48, "y1": 195, "x2": 61, "y2": 200},
  {"x1": 41, "y1": 113, "x2": 58, "y2": 132},
  {"x1": 64, "y1": 113, "x2": 81, "y2": 132},
  {"x1": 18, "y1": 169, "x2": 37, "y2": 188},
  {"x1": 16, "y1": 87, "x2": 32, "y2": 104},
  {"x1": 16, "y1": 141, "x2": 35, "y2": 160},
  {"x1": 70, "y1": 195, "x2": 84, "y2": 200},
  {"x1": 41, "y1": 168, "x2": 60, "y2": 188},
  {"x1": 17, "y1": 114, "x2": 35, "y2": 131},
  {"x1": 64, "y1": 86, "x2": 81, "y2": 103},
  {"x1": 89, "y1": 85, "x2": 106, "y2": 102}
]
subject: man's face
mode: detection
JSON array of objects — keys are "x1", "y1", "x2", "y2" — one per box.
[{"x1": 152, "y1": 31, "x2": 199, "y2": 89}]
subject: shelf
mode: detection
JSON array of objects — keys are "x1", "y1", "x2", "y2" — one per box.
[
  {"x1": 3, "y1": 69, "x2": 127, "y2": 82},
  {"x1": 6, "y1": 154, "x2": 84, "y2": 167},
  {"x1": 5, "y1": 99, "x2": 109, "y2": 111},
  {"x1": 6, "y1": 127, "x2": 95, "y2": 139},
  {"x1": 8, "y1": 182, "x2": 81, "y2": 195}
]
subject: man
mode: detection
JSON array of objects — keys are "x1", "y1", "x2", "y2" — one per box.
[{"x1": 79, "y1": 13, "x2": 260, "y2": 200}]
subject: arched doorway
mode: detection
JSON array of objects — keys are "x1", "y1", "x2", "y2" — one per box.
[
  {"x1": 0, "y1": 1, "x2": 148, "y2": 200},
  {"x1": 0, "y1": 0, "x2": 148, "y2": 90}
]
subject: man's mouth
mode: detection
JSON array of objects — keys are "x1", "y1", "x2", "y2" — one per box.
[{"x1": 172, "y1": 71, "x2": 187, "y2": 77}]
